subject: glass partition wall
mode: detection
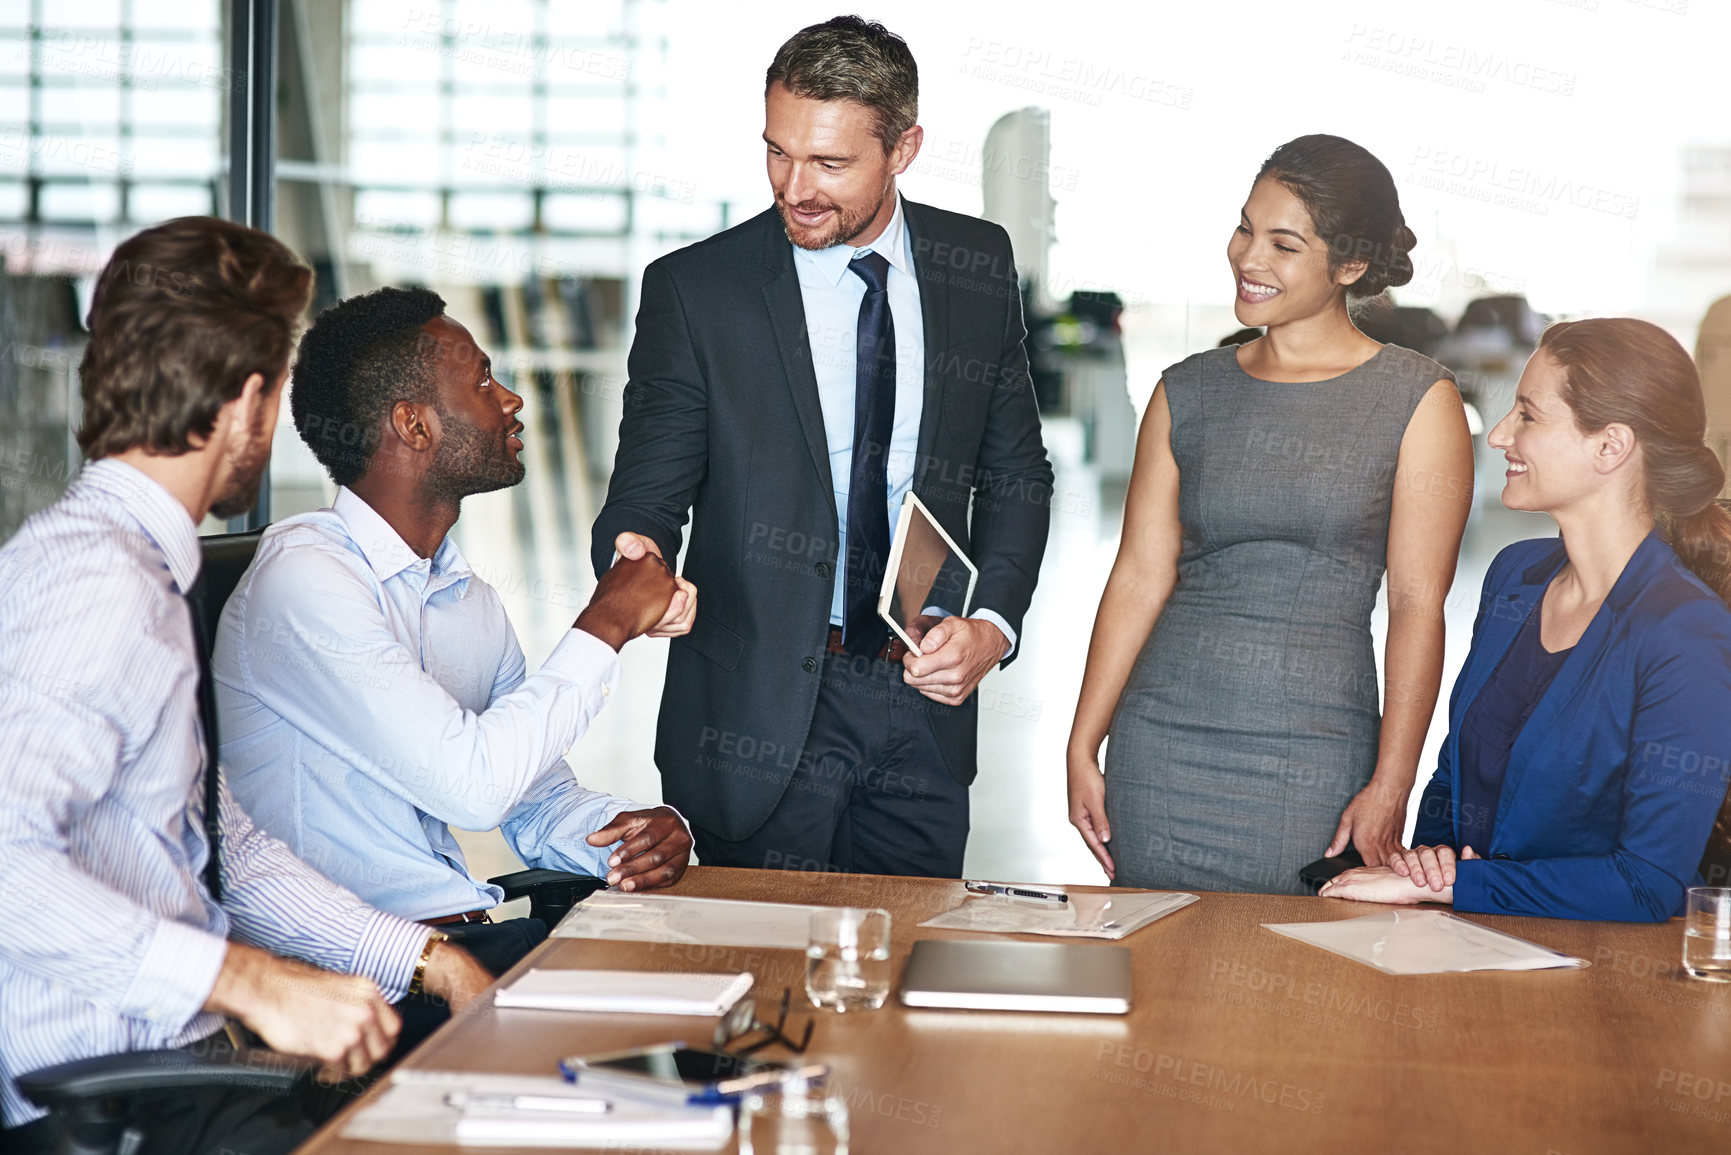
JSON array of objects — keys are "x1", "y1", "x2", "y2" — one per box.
[{"x1": 0, "y1": 0, "x2": 223, "y2": 540}]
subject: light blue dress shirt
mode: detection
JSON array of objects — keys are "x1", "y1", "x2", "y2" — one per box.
[
  {"x1": 793, "y1": 194, "x2": 1017, "y2": 653},
  {"x1": 215, "y1": 488, "x2": 652, "y2": 922},
  {"x1": 0, "y1": 461, "x2": 429, "y2": 1128}
]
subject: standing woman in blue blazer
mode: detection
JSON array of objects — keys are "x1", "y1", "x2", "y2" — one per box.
[{"x1": 1323, "y1": 317, "x2": 1731, "y2": 921}]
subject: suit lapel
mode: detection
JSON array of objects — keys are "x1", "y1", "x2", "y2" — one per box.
[
  {"x1": 904, "y1": 200, "x2": 949, "y2": 489},
  {"x1": 1495, "y1": 534, "x2": 1667, "y2": 838},
  {"x1": 758, "y1": 222, "x2": 835, "y2": 508}
]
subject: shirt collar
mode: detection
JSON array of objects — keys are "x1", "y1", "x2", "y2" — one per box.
[
  {"x1": 78, "y1": 458, "x2": 202, "y2": 594},
  {"x1": 792, "y1": 193, "x2": 912, "y2": 287},
  {"x1": 332, "y1": 487, "x2": 472, "y2": 587}
]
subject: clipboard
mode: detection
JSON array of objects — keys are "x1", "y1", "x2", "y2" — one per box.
[{"x1": 877, "y1": 492, "x2": 978, "y2": 655}]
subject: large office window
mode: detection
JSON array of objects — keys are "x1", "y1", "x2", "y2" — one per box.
[{"x1": 0, "y1": 0, "x2": 223, "y2": 541}]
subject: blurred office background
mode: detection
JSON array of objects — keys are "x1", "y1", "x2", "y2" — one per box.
[{"x1": 3, "y1": 0, "x2": 1729, "y2": 891}]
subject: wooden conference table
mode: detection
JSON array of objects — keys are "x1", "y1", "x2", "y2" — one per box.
[{"x1": 301, "y1": 867, "x2": 1731, "y2": 1154}]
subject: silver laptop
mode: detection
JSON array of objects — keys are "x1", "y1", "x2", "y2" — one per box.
[{"x1": 898, "y1": 939, "x2": 1133, "y2": 1014}]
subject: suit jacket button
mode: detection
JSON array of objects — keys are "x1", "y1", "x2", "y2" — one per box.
[
  {"x1": 802, "y1": 657, "x2": 818, "y2": 673},
  {"x1": 815, "y1": 562, "x2": 832, "y2": 578}
]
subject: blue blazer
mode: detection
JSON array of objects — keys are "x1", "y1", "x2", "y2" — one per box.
[{"x1": 1413, "y1": 533, "x2": 1731, "y2": 921}]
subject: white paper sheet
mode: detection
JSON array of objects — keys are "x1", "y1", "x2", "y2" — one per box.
[
  {"x1": 918, "y1": 891, "x2": 1198, "y2": 940},
  {"x1": 494, "y1": 968, "x2": 754, "y2": 1015},
  {"x1": 551, "y1": 890, "x2": 833, "y2": 949},
  {"x1": 339, "y1": 1070, "x2": 733, "y2": 1149},
  {"x1": 1262, "y1": 910, "x2": 1590, "y2": 975}
]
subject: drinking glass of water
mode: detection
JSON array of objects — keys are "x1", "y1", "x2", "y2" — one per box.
[
  {"x1": 1684, "y1": 887, "x2": 1731, "y2": 982},
  {"x1": 739, "y1": 1075, "x2": 849, "y2": 1155},
  {"x1": 806, "y1": 907, "x2": 891, "y2": 1011}
]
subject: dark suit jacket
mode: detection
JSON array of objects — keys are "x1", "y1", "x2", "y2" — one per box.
[
  {"x1": 592, "y1": 200, "x2": 1053, "y2": 840},
  {"x1": 1413, "y1": 534, "x2": 1731, "y2": 921}
]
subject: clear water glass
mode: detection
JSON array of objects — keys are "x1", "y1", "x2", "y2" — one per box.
[
  {"x1": 805, "y1": 907, "x2": 891, "y2": 1012},
  {"x1": 739, "y1": 1076, "x2": 848, "y2": 1155},
  {"x1": 1684, "y1": 887, "x2": 1731, "y2": 982}
]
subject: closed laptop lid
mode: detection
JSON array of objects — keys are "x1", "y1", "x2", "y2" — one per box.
[{"x1": 898, "y1": 939, "x2": 1133, "y2": 1014}]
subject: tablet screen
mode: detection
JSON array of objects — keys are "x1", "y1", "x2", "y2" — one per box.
[{"x1": 878, "y1": 493, "x2": 978, "y2": 654}]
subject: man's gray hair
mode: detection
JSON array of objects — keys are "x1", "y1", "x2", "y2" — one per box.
[{"x1": 765, "y1": 15, "x2": 918, "y2": 154}]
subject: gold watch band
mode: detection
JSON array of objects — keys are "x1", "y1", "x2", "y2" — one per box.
[{"x1": 409, "y1": 930, "x2": 449, "y2": 997}]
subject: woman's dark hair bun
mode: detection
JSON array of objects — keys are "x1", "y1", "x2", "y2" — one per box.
[
  {"x1": 1258, "y1": 135, "x2": 1414, "y2": 300},
  {"x1": 1378, "y1": 224, "x2": 1418, "y2": 293}
]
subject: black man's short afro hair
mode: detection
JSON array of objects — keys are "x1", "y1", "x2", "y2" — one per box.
[{"x1": 290, "y1": 286, "x2": 446, "y2": 487}]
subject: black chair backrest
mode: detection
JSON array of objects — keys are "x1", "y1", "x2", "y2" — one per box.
[{"x1": 191, "y1": 529, "x2": 265, "y2": 659}]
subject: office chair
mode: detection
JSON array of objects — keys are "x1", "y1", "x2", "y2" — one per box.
[{"x1": 18, "y1": 1048, "x2": 309, "y2": 1155}]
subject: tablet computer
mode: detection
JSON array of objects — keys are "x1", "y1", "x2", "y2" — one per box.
[
  {"x1": 898, "y1": 939, "x2": 1133, "y2": 1014},
  {"x1": 877, "y1": 492, "x2": 978, "y2": 655}
]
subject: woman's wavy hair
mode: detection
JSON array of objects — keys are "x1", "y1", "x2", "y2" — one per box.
[
  {"x1": 1541, "y1": 317, "x2": 1731, "y2": 604},
  {"x1": 77, "y1": 217, "x2": 312, "y2": 460}
]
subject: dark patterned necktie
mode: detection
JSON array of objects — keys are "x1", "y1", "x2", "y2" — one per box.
[
  {"x1": 183, "y1": 589, "x2": 223, "y2": 903},
  {"x1": 844, "y1": 251, "x2": 895, "y2": 656}
]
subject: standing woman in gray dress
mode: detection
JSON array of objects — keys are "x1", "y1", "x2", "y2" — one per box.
[{"x1": 1066, "y1": 135, "x2": 1475, "y2": 893}]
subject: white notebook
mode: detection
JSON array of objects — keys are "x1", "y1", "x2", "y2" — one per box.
[
  {"x1": 493, "y1": 968, "x2": 755, "y2": 1016},
  {"x1": 341, "y1": 1071, "x2": 733, "y2": 1150}
]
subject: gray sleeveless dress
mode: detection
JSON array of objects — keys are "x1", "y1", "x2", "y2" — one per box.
[{"x1": 1104, "y1": 344, "x2": 1451, "y2": 894}]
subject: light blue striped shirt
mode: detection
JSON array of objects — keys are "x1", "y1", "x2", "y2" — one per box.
[
  {"x1": 215, "y1": 488, "x2": 642, "y2": 921},
  {"x1": 794, "y1": 195, "x2": 1017, "y2": 653},
  {"x1": 0, "y1": 460, "x2": 430, "y2": 1128}
]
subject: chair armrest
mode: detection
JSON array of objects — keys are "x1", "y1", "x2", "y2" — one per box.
[
  {"x1": 18, "y1": 1048, "x2": 309, "y2": 1111},
  {"x1": 487, "y1": 868, "x2": 606, "y2": 928}
]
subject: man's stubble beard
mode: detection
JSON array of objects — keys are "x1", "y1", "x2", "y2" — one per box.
[
  {"x1": 776, "y1": 178, "x2": 892, "y2": 252},
  {"x1": 207, "y1": 402, "x2": 273, "y2": 519},
  {"x1": 426, "y1": 408, "x2": 525, "y2": 503}
]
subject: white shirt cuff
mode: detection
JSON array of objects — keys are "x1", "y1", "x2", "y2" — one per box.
[
  {"x1": 122, "y1": 917, "x2": 228, "y2": 1026},
  {"x1": 353, "y1": 912, "x2": 435, "y2": 1003},
  {"x1": 971, "y1": 608, "x2": 1019, "y2": 662},
  {"x1": 549, "y1": 628, "x2": 624, "y2": 701}
]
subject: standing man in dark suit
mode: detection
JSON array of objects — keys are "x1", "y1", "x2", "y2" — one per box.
[{"x1": 592, "y1": 16, "x2": 1052, "y2": 878}]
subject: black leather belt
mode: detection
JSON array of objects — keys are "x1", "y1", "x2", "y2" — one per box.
[{"x1": 827, "y1": 626, "x2": 910, "y2": 663}]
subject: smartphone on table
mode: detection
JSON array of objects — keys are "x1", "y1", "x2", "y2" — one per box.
[{"x1": 559, "y1": 1044, "x2": 828, "y2": 1106}]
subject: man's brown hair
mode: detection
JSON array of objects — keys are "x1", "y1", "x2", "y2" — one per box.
[
  {"x1": 765, "y1": 15, "x2": 918, "y2": 154},
  {"x1": 77, "y1": 216, "x2": 313, "y2": 460}
]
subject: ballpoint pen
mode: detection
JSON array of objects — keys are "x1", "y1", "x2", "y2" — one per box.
[
  {"x1": 444, "y1": 1091, "x2": 612, "y2": 1114},
  {"x1": 964, "y1": 880, "x2": 1069, "y2": 904}
]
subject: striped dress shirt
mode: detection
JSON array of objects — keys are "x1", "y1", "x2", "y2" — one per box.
[{"x1": 0, "y1": 460, "x2": 430, "y2": 1129}]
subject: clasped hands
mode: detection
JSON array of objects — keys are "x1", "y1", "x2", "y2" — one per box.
[{"x1": 1321, "y1": 843, "x2": 1479, "y2": 905}]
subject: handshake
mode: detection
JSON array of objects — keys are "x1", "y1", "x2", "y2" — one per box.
[{"x1": 574, "y1": 531, "x2": 700, "y2": 651}]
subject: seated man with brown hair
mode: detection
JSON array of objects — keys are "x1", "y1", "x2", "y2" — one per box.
[{"x1": 0, "y1": 217, "x2": 495, "y2": 1155}]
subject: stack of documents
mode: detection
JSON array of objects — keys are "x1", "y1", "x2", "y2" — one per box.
[
  {"x1": 1262, "y1": 910, "x2": 1589, "y2": 975},
  {"x1": 339, "y1": 1070, "x2": 733, "y2": 1150},
  {"x1": 553, "y1": 890, "x2": 831, "y2": 948},
  {"x1": 919, "y1": 889, "x2": 1198, "y2": 940},
  {"x1": 493, "y1": 968, "x2": 755, "y2": 1016}
]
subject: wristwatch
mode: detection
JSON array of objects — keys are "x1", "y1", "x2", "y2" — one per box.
[{"x1": 409, "y1": 930, "x2": 449, "y2": 997}]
